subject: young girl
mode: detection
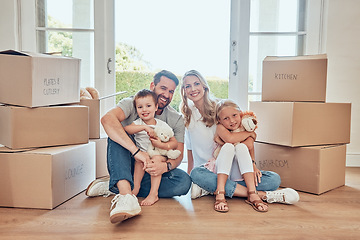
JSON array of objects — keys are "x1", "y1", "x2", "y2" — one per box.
[
  {"x1": 213, "y1": 99, "x2": 268, "y2": 213},
  {"x1": 124, "y1": 89, "x2": 179, "y2": 206},
  {"x1": 209, "y1": 111, "x2": 258, "y2": 172}
]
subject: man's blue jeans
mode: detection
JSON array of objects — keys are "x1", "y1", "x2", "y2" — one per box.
[
  {"x1": 190, "y1": 166, "x2": 281, "y2": 197},
  {"x1": 107, "y1": 137, "x2": 191, "y2": 198}
]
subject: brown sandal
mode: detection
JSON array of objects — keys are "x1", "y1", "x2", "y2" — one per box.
[
  {"x1": 245, "y1": 191, "x2": 268, "y2": 213},
  {"x1": 214, "y1": 190, "x2": 229, "y2": 213}
]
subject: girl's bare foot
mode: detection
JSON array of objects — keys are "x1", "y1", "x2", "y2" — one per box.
[{"x1": 140, "y1": 194, "x2": 159, "y2": 206}]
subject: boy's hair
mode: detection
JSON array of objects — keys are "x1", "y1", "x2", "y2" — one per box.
[
  {"x1": 133, "y1": 89, "x2": 158, "y2": 108},
  {"x1": 215, "y1": 99, "x2": 241, "y2": 124},
  {"x1": 153, "y1": 70, "x2": 179, "y2": 86}
]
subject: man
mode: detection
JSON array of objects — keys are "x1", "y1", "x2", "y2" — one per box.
[{"x1": 86, "y1": 70, "x2": 191, "y2": 224}]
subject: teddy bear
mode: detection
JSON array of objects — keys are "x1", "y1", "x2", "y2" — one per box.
[
  {"x1": 212, "y1": 110, "x2": 258, "y2": 159},
  {"x1": 147, "y1": 123, "x2": 181, "y2": 160},
  {"x1": 239, "y1": 110, "x2": 258, "y2": 132}
]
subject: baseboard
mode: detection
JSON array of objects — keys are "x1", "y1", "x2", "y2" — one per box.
[{"x1": 346, "y1": 153, "x2": 360, "y2": 167}]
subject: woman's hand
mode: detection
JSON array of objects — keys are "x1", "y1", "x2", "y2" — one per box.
[{"x1": 253, "y1": 163, "x2": 262, "y2": 186}]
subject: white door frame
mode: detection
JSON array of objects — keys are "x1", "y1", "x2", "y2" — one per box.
[
  {"x1": 94, "y1": 0, "x2": 116, "y2": 115},
  {"x1": 229, "y1": 0, "x2": 250, "y2": 111}
]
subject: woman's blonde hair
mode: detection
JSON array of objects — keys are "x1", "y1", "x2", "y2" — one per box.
[
  {"x1": 215, "y1": 99, "x2": 241, "y2": 124},
  {"x1": 180, "y1": 70, "x2": 217, "y2": 127}
]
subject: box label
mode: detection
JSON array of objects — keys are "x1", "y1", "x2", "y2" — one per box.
[
  {"x1": 43, "y1": 77, "x2": 61, "y2": 95},
  {"x1": 274, "y1": 73, "x2": 298, "y2": 80},
  {"x1": 65, "y1": 163, "x2": 84, "y2": 180},
  {"x1": 258, "y1": 159, "x2": 290, "y2": 169}
]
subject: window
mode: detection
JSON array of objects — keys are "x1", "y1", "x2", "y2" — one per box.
[
  {"x1": 249, "y1": 0, "x2": 306, "y2": 102},
  {"x1": 35, "y1": 0, "x2": 95, "y2": 88},
  {"x1": 230, "y1": 0, "x2": 310, "y2": 110},
  {"x1": 32, "y1": 0, "x2": 116, "y2": 117},
  {"x1": 28, "y1": 0, "x2": 322, "y2": 112},
  {"x1": 115, "y1": 0, "x2": 231, "y2": 111}
]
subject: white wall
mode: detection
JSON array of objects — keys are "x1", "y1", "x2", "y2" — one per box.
[
  {"x1": 0, "y1": 0, "x2": 18, "y2": 50},
  {"x1": 0, "y1": 0, "x2": 36, "y2": 52},
  {"x1": 324, "y1": 0, "x2": 360, "y2": 166}
]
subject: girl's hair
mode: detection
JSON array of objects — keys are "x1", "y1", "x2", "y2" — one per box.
[
  {"x1": 215, "y1": 99, "x2": 241, "y2": 124},
  {"x1": 180, "y1": 70, "x2": 217, "y2": 127},
  {"x1": 133, "y1": 89, "x2": 158, "y2": 108}
]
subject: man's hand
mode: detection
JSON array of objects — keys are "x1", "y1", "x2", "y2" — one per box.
[
  {"x1": 134, "y1": 151, "x2": 151, "y2": 170},
  {"x1": 145, "y1": 155, "x2": 167, "y2": 176}
]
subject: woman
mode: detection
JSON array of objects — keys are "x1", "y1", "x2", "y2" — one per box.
[{"x1": 180, "y1": 70, "x2": 299, "y2": 212}]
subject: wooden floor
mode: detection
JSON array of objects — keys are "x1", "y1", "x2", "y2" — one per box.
[{"x1": 1, "y1": 168, "x2": 360, "y2": 240}]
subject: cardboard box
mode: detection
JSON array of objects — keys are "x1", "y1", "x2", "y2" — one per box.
[
  {"x1": 0, "y1": 104, "x2": 89, "y2": 149},
  {"x1": 80, "y1": 99, "x2": 100, "y2": 139},
  {"x1": 0, "y1": 142, "x2": 96, "y2": 209},
  {"x1": 250, "y1": 101, "x2": 351, "y2": 147},
  {"x1": 79, "y1": 91, "x2": 126, "y2": 139},
  {"x1": 262, "y1": 54, "x2": 327, "y2": 102},
  {"x1": 254, "y1": 142, "x2": 346, "y2": 194},
  {"x1": 0, "y1": 50, "x2": 80, "y2": 108},
  {"x1": 90, "y1": 136, "x2": 109, "y2": 178}
]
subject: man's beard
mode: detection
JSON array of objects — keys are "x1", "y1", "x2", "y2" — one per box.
[{"x1": 157, "y1": 94, "x2": 170, "y2": 110}]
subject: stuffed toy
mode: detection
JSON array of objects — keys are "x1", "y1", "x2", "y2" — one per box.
[
  {"x1": 239, "y1": 111, "x2": 258, "y2": 132},
  {"x1": 80, "y1": 87, "x2": 100, "y2": 99},
  {"x1": 147, "y1": 123, "x2": 181, "y2": 160},
  {"x1": 212, "y1": 110, "x2": 258, "y2": 159}
]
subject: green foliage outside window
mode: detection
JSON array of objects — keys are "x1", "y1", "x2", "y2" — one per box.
[
  {"x1": 116, "y1": 71, "x2": 228, "y2": 111},
  {"x1": 47, "y1": 16, "x2": 73, "y2": 56},
  {"x1": 47, "y1": 16, "x2": 229, "y2": 110}
]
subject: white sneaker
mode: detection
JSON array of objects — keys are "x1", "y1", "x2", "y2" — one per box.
[
  {"x1": 85, "y1": 177, "x2": 115, "y2": 197},
  {"x1": 264, "y1": 188, "x2": 300, "y2": 204},
  {"x1": 191, "y1": 183, "x2": 210, "y2": 199},
  {"x1": 110, "y1": 194, "x2": 142, "y2": 224}
]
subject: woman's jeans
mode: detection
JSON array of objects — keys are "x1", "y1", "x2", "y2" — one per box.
[
  {"x1": 190, "y1": 166, "x2": 281, "y2": 198},
  {"x1": 107, "y1": 137, "x2": 191, "y2": 198}
]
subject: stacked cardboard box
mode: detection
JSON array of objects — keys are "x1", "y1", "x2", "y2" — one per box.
[
  {"x1": 80, "y1": 96, "x2": 108, "y2": 179},
  {"x1": 250, "y1": 54, "x2": 351, "y2": 194},
  {"x1": 80, "y1": 91, "x2": 126, "y2": 178},
  {"x1": 89, "y1": 135, "x2": 109, "y2": 178},
  {"x1": 0, "y1": 50, "x2": 95, "y2": 209}
]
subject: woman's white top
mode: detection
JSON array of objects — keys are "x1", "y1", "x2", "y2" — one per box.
[{"x1": 184, "y1": 102, "x2": 216, "y2": 168}]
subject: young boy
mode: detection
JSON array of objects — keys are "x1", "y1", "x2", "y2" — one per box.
[{"x1": 124, "y1": 89, "x2": 179, "y2": 206}]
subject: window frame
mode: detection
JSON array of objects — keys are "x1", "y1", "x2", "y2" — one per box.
[
  {"x1": 20, "y1": 0, "x2": 116, "y2": 118},
  {"x1": 229, "y1": 0, "x2": 326, "y2": 110},
  {"x1": 20, "y1": 0, "x2": 325, "y2": 112}
]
